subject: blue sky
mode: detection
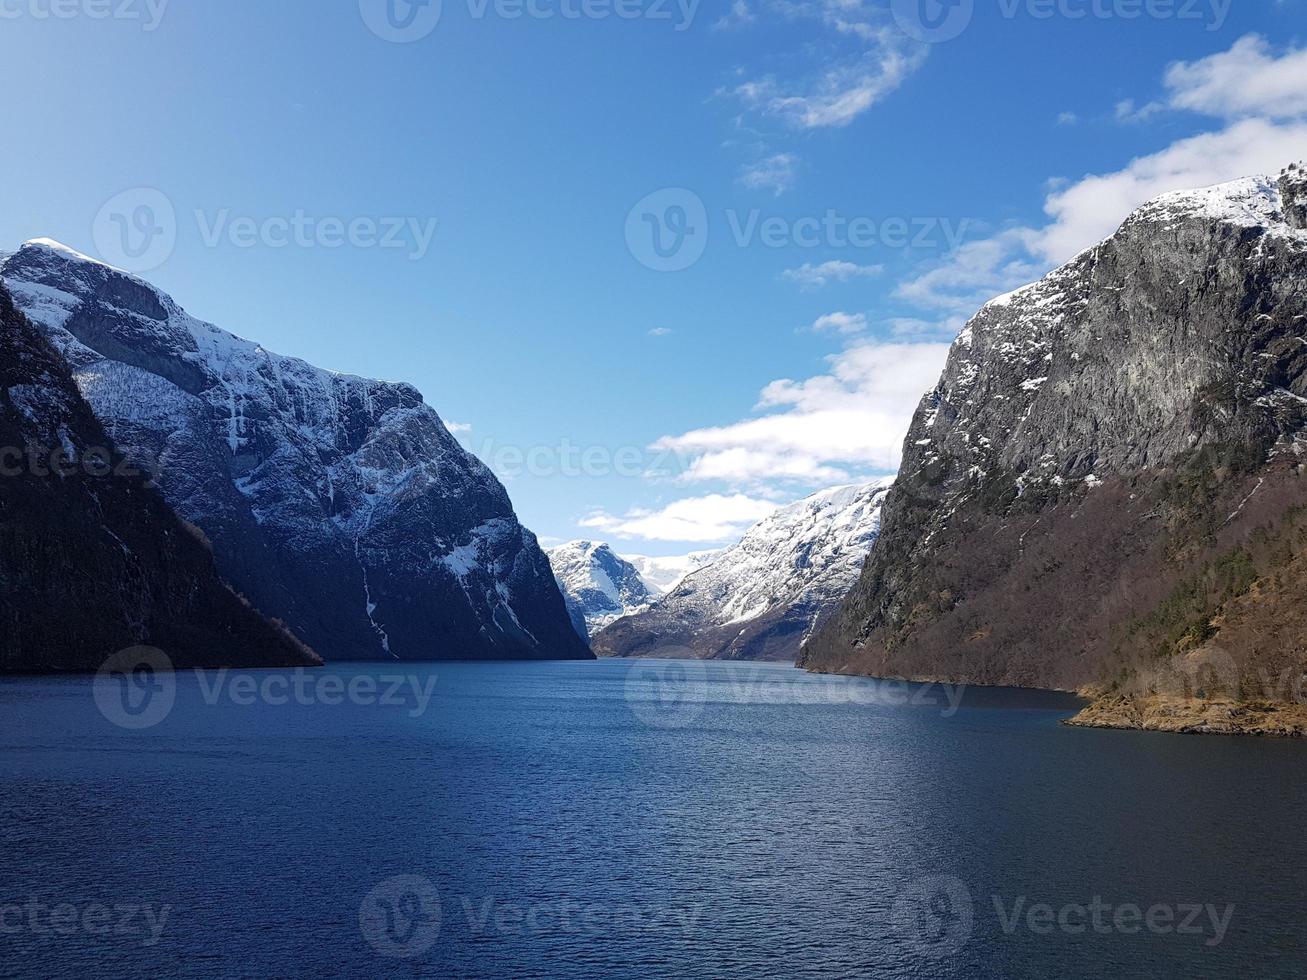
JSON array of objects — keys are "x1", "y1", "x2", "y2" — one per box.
[{"x1": 1, "y1": 0, "x2": 1304, "y2": 556}]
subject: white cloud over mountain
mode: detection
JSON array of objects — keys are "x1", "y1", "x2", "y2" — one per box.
[
  {"x1": 897, "y1": 36, "x2": 1307, "y2": 314},
  {"x1": 580, "y1": 493, "x2": 779, "y2": 543},
  {"x1": 651, "y1": 341, "x2": 950, "y2": 487}
]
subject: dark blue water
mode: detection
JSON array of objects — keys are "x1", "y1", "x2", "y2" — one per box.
[{"x1": 1, "y1": 659, "x2": 1305, "y2": 978}]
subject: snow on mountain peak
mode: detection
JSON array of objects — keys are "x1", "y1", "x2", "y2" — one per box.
[
  {"x1": 593, "y1": 479, "x2": 894, "y2": 662},
  {"x1": 978, "y1": 164, "x2": 1307, "y2": 323},
  {"x1": 547, "y1": 540, "x2": 656, "y2": 640},
  {"x1": 686, "y1": 479, "x2": 895, "y2": 627},
  {"x1": 23, "y1": 238, "x2": 107, "y2": 266},
  {"x1": 1132, "y1": 174, "x2": 1286, "y2": 230}
]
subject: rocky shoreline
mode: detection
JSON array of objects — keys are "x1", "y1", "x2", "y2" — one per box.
[
  {"x1": 1066, "y1": 694, "x2": 1307, "y2": 738},
  {"x1": 805, "y1": 661, "x2": 1307, "y2": 738}
]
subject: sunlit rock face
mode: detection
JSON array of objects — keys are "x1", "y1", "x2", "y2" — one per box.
[{"x1": 802, "y1": 166, "x2": 1307, "y2": 700}]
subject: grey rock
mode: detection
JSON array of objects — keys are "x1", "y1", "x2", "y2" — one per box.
[
  {"x1": 0, "y1": 281, "x2": 320, "y2": 673},
  {"x1": 801, "y1": 164, "x2": 1307, "y2": 692}
]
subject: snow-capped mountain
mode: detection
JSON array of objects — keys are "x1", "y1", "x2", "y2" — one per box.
[
  {"x1": 1, "y1": 240, "x2": 589, "y2": 662},
  {"x1": 593, "y1": 480, "x2": 893, "y2": 662},
  {"x1": 623, "y1": 551, "x2": 723, "y2": 595},
  {"x1": 547, "y1": 541, "x2": 656, "y2": 639},
  {"x1": 0, "y1": 281, "x2": 319, "y2": 673},
  {"x1": 802, "y1": 164, "x2": 1307, "y2": 719}
]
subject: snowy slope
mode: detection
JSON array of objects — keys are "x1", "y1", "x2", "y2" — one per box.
[
  {"x1": 593, "y1": 480, "x2": 893, "y2": 661},
  {"x1": 1, "y1": 240, "x2": 589, "y2": 662},
  {"x1": 623, "y1": 551, "x2": 723, "y2": 595},
  {"x1": 547, "y1": 541, "x2": 656, "y2": 639}
]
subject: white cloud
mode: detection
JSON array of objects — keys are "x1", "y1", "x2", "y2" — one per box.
[
  {"x1": 444, "y1": 420, "x2": 472, "y2": 434},
  {"x1": 888, "y1": 315, "x2": 967, "y2": 339},
  {"x1": 1037, "y1": 116, "x2": 1307, "y2": 263},
  {"x1": 580, "y1": 494, "x2": 779, "y2": 543},
  {"x1": 781, "y1": 259, "x2": 883, "y2": 288},
  {"x1": 1056, "y1": 111, "x2": 1079, "y2": 126},
  {"x1": 648, "y1": 327, "x2": 673, "y2": 337},
  {"x1": 713, "y1": 0, "x2": 754, "y2": 30},
  {"x1": 811, "y1": 311, "x2": 867, "y2": 334},
  {"x1": 1164, "y1": 35, "x2": 1307, "y2": 121},
  {"x1": 653, "y1": 341, "x2": 950, "y2": 486},
  {"x1": 895, "y1": 35, "x2": 1307, "y2": 321},
  {"x1": 749, "y1": 45, "x2": 928, "y2": 129},
  {"x1": 727, "y1": 5, "x2": 928, "y2": 130},
  {"x1": 739, "y1": 153, "x2": 799, "y2": 195},
  {"x1": 1114, "y1": 98, "x2": 1164, "y2": 124},
  {"x1": 894, "y1": 228, "x2": 1043, "y2": 313},
  {"x1": 676, "y1": 448, "x2": 852, "y2": 484}
]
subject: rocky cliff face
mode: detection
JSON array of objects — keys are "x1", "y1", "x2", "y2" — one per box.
[
  {"x1": 547, "y1": 540, "x2": 655, "y2": 639},
  {"x1": 1, "y1": 241, "x2": 589, "y2": 662},
  {"x1": 595, "y1": 481, "x2": 892, "y2": 662},
  {"x1": 802, "y1": 165, "x2": 1307, "y2": 723},
  {"x1": 0, "y1": 282, "x2": 319, "y2": 673}
]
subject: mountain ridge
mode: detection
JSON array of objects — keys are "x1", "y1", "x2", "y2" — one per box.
[
  {"x1": 547, "y1": 540, "x2": 655, "y2": 639},
  {"x1": 2, "y1": 240, "x2": 590, "y2": 662},
  {"x1": 595, "y1": 480, "x2": 892, "y2": 662}
]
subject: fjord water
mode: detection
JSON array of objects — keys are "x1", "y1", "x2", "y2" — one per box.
[{"x1": 1, "y1": 660, "x2": 1304, "y2": 978}]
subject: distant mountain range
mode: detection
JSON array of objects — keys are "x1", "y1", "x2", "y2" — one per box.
[
  {"x1": 1, "y1": 240, "x2": 589, "y2": 664},
  {"x1": 622, "y1": 551, "x2": 723, "y2": 595},
  {"x1": 802, "y1": 163, "x2": 1307, "y2": 736},
  {"x1": 594, "y1": 481, "x2": 892, "y2": 662}
]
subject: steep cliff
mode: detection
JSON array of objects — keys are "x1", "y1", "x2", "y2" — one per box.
[
  {"x1": 2, "y1": 241, "x2": 589, "y2": 662},
  {"x1": 802, "y1": 164, "x2": 1307, "y2": 731}
]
